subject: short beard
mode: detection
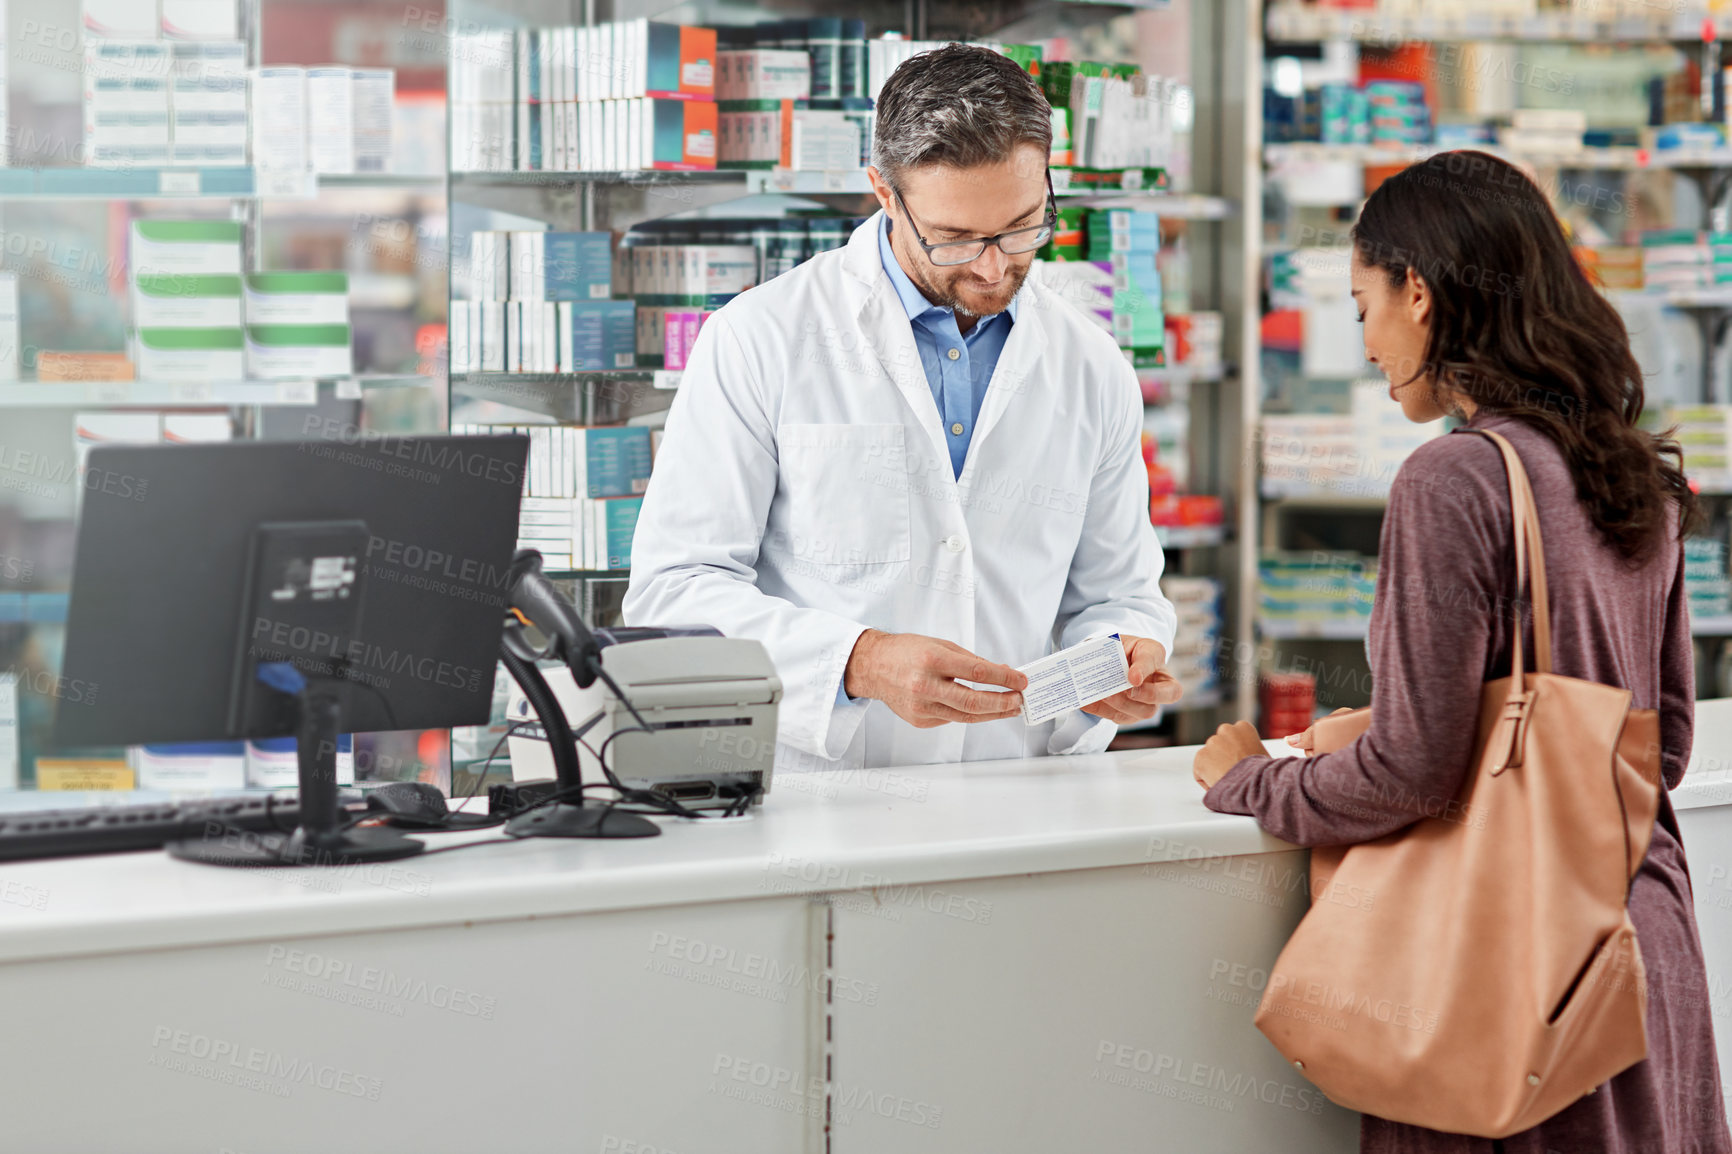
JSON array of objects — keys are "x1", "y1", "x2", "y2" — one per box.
[{"x1": 910, "y1": 258, "x2": 1025, "y2": 319}]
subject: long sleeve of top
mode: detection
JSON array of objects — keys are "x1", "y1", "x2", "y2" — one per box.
[{"x1": 1204, "y1": 414, "x2": 1696, "y2": 843}]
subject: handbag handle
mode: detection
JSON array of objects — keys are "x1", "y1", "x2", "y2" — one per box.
[
  {"x1": 1469, "y1": 429, "x2": 1552, "y2": 772},
  {"x1": 1470, "y1": 429, "x2": 1553, "y2": 676}
]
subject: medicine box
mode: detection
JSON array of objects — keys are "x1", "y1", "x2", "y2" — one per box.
[
  {"x1": 572, "y1": 426, "x2": 653, "y2": 497},
  {"x1": 718, "y1": 99, "x2": 792, "y2": 169},
  {"x1": 663, "y1": 309, "x2": 711, "y2": 370},
  {"x1": 244, "y1": 324, "x2": 354, "y2": 379},
  {"x1": 643, "y1": 22, "x2": 716, "y2": 99},
  {"x1": 787, "y1": 109, "x2": 859, "y2": 170},
  {"x1": 246, "y1": 735, "x2": 353, "y2": 789},
  {"x1": 84, "y1": 42, "x2": 172, "y2": 165},
  {"x1": 717, "y1": 50, "x2": 810, "y2": 101},
  {"x1": 36, "y1": 759, "x2": 135, "y2": 791},
  {"x1": 507, "y1": 232, "x2": 613, "y2": 301},
  {"x1": 649, "y1": 97, "x2": 717, "y2": 170},
  {"x1": 307, "y1": 66, "x2": 356, "y2": 174},
  {"x1": 170, "y1": 40, "x2": 244, "y2": 79},
  {"x1": 132, "y1": 273, "x2": 242, "y2": 327},
  {"x1": 352, "y1": 68, "x2": 394, "y2": 173},
  {"x1": 250, "y1": 67, "x2": 307, "y2": 170},
  {"x1": 170, "y1": 72, "x2": 247, "y2": 165},
  {"x1": 244, "y1": 272, "x2": 349, "y2": 325},
  {"x1": 131, "y1": 742, "x2": 246, "y2": 791},
  {"x1": 560, "y1": 300, "x2": 636, "y2": 370},
  {"x1": 130, "y1": 219, "x2": 242, "y2": 275},
  {"x1": 133, "y1": 327, "x2": 244, "y2": 380},
  {"x1": 37, "y1": 353, "x2": 133, "y2": 382},
  {"x1": 591, "y1": 496, "x2": 643, "y2": 570}
]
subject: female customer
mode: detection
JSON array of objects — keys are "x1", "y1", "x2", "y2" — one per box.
[{"x1": 1193, "y1": 150, "x2": 1732, "y2": 1154}]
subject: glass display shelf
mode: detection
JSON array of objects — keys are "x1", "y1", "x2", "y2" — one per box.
[
  {"x1": 1156, "y1": 525, "x2": 1225, "y2": 549},
  {"x1": 0, "y1": 375, "x2": 430, "y2": 408},
  {"x1": 1257, "y1": 617, "x2": 1372, "y2": 641},
  {"x1": 0, "y1": 168, "x2": 448, "y2": 200},
  {"x1": 1265, "y1": 142, "x2": 1732, "y2": 172},
  {"x1": 1266, "y1": 4, "x2": 1716, "y2": 43}
]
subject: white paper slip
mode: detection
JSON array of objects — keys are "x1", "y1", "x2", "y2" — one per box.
[{"x1": 1018, "y1": 634, "x2": 1132, "y2": 726}]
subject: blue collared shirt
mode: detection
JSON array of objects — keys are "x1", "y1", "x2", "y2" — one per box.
[
  {"x1": 877, "y1": 214, "x2": 1016, "y2": 480},
  {"x1": 836, "y1": 218, "x2": 1020, "y2": 707}
]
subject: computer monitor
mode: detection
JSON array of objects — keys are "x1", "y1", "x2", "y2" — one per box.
[{"x1": 55, "y1": 433, "x2": 528, "y2": 865}]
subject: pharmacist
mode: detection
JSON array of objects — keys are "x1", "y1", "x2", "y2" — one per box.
[{"x1": 626, "y1": 43, "x2": 1179, "y2": 772}]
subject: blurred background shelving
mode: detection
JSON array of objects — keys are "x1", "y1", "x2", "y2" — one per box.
[{"x1": 1247, "y1": 0, "x2": 1732, "y2": 736}]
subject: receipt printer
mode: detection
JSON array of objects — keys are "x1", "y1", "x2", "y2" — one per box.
[{"x1": 505, "y1": 628, "x2": 782, "y2": 809}]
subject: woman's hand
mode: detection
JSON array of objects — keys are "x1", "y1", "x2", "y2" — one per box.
[
  {"x1": 1284, "y1": 707, "x2": 1360, "y2": 753},
  {"x1": 1193, "y1": 720, "x2": 1268, "y2": 790}
]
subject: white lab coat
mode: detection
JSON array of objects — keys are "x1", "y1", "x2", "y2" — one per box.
[{"x1": 624, "y1": 212, "x2": 1177, "y2": 772}]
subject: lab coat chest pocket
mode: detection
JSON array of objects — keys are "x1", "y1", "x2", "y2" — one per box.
[{"x1": 774, "y1": 423, "x2": 912, "y2": 567}]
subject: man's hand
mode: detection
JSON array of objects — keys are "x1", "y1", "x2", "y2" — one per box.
[
  {"x1": 1193, "y1": 720, "x2": 1267, "y2": 790},
  {"x1": 844, "y1": 630, "x2": 1028, "y2": 729},
  {"x1": 1080, "y1": 635, "x2": 1183, "y2": 724}
]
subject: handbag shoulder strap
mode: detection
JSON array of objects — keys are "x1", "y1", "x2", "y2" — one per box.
[{"x1": 1467, "y1": 427, "x2": 1553, "y2": 677}]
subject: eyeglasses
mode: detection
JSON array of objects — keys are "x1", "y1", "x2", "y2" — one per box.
[{"x1": 890, "y1": 170, "x2": 1057, "y2": 267}]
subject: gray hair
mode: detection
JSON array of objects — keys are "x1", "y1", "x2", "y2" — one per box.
[{"x1": 871, "y1": 43, "x2": 1052, "y2": 189}]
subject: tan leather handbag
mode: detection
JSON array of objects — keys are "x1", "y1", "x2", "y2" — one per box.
[{"x1": 1256, "y1": 428, "x2": 1665, "y2": 1138}]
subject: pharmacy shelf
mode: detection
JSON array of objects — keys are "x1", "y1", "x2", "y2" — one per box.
[
  {"x1": 0, "y1": 167, "x2": 304, "y2": 200},
  {"x1": 452, "y1": 169, "x2": 747, "y2": 189},
  {"x1": 1609, "y1": 288, "x2": 1732, "y2": 310},
  {"x1": 1139, "y1": 362, "x2": 1226, "y2": 388},
  {"x1": 444, "y1": 167, "x2": 1226, "y2": 215},
  {"x1": 1693, "y1": 615, "x2": 1732, "y2": 637},
  {"x1": 0, "y1": 592, "x2": 68, "y2": 624},
  {"x1": 452, "y1": 369, "x2": 680, "y2": 386},
  {"x1": 743, "y1": 168, "x2": 874, "y2": 194},
  {"x1": 450, "y1": 371, "x2": 676, "y2": 422},
  {"x1": 333, "y1": 373, "x2": 439, "y2": 395},
  {"x1": 1266, "y1": 4, "x2": 1716, "y2": 42},
  {"x1": 0, "y1": 380, "x2": 321, "y2": 407},
  {"x1": 1256, "y1": 617, "x2": 1370, "y2": 641},
  {"x1": 1155, "y1": 525, "x2": 1226, "y2": 548},
  {"x1": 315, "y1": 173, "x2": 446, "y2": 190},
  {"x1": 1264, "y1": 142, "x2": 1732, "y2": 172},
  {"x1": 0, "y1": 168, "x2": 452, "y2": 201},
  {"x1": 0, "y1": 375, "x2": 428, "y2": 408},
  {"x1": 544, "y1": 568, "x2": 631, "y2": 580},
  {"x1": 1060, "y1": 193, "x2": 1235, "y2": 219},
  {"x1": 1258, "y1": 482, "x2": 1390, "y2": 504}
]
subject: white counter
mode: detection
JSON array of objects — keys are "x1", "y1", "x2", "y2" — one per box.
[
  {"x1": 0, "y1": 742, "x2": 1291, "y2": 965},
  {"x1": 0, "y1": 731, "x2": 1725, "y2": 1154}
]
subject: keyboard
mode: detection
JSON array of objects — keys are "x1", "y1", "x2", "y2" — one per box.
[{"x1": 0, "y1": 794, "x2": 338, "y2": 863}]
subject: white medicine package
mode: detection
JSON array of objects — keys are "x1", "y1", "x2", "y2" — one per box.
[{"x1": 1017, "y1": 634, "x2": 1133, "y2": 726}]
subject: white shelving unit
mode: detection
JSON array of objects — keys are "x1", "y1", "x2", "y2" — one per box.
[
  {"x1": 1266, "y1": 141, "x2": 1732, "y2": 172},
  {"x1": 1266, "y1": 4, "x2": 1718, "y2": 42},
  {"x1": 1245, "y1": 0, "x2": 1732, "y2": 716},
  {"x1": 0, "y1": 375, "x2": 431, "y2": 409}
]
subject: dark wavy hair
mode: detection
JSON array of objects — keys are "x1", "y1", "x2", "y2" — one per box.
[{"x1": 1352, "y1": 150, "x2": 1700, "y2": 559}]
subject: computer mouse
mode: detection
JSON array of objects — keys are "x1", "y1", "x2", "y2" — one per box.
[{"x1": 365, "y1": 782, "x2": 451, "y2": 826}]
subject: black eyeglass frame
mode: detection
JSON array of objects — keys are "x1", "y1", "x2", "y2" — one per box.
[{"x1": 889, "y1": 169, "x2": 1058, "y2": 267}]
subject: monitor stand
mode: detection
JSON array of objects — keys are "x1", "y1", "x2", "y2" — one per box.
[{"x1": 168, "y1": 688, "x2": 425, "y2": 866}]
